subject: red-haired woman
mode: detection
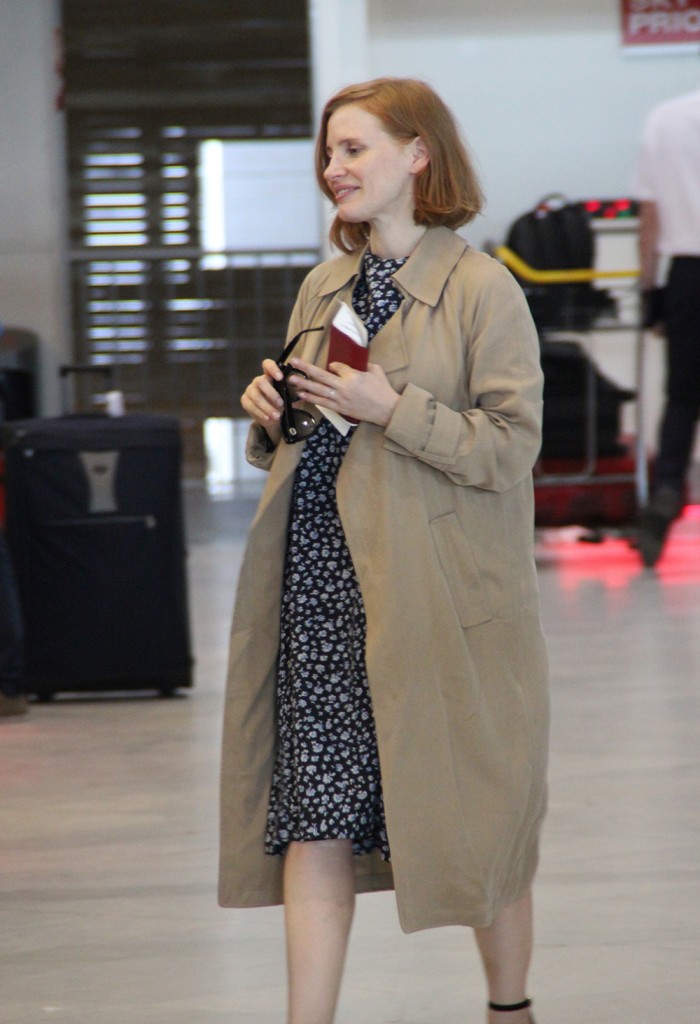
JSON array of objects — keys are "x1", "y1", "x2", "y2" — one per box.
[{"x1": 221, "y1": 78, "x2": 549, "y2": 1024}]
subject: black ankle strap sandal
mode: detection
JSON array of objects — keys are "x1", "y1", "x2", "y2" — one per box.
[{"x1": 489, "y1": 998, "x2": 533, "y2": 1017}]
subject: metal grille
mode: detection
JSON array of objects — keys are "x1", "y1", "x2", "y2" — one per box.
[
  {"x1": 68, "y1": 248, "x2": 315, "y2": 409},
  {"x1": 61, "y1": 0, "x2": 316, "y2": 472}
]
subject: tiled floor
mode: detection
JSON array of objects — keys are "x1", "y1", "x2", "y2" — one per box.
[{"x1": 2, "y1": 478, "x2": 700, "y2": 1024}]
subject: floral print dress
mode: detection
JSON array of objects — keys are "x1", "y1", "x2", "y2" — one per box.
[{"x1": 265, "y1": 251, "x2": 407, "y2": 860}]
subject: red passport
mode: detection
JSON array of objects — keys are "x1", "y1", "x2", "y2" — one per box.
[
  {"x1": 323, "y1": 302, "x2": 368, "y2": 432},
  {"x1": 327, "y1": 326, "x2": 369, "y2": 373}
]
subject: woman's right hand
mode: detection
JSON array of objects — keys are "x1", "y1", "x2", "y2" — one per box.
[{"x1": 241, "y1": 358, "x2": 285, "y2": 427}]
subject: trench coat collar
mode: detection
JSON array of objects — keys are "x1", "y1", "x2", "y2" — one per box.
[{"x1": 315, "y1": 226, "x2": 470, "y2": 307}]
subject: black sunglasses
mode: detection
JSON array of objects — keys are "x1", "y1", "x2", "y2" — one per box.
[{"x1": 272, "y1": 327, "x2": 324, "y2": 444}]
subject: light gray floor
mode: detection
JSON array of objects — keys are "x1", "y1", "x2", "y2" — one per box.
[{"x1": 3, "y1": 479, "x2": 700, "y2": 1024}]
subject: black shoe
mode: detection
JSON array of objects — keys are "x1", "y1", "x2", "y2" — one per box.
[{"x1": 635, "y1": 486, "x2": 683, "y2": 568}]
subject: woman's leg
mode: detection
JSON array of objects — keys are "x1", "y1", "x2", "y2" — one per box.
[
  {"x1": 473, "y1": 888, "x2": 534, "y2": 1024},
  {"x1": 283, "y1": 838, "x2": 355, "y2": 1024}
]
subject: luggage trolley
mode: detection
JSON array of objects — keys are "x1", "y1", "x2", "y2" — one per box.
[{"x1": 495, "y1": 196, "x2": 647, "y2": 536}]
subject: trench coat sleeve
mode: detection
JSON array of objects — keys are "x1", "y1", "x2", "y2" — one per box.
[
  {"x1": 383, "y1": 261, "x2": 542, "y2": 492},
  {"x1": 245, "y1": 425, "x2": 278, "y2": 470}
]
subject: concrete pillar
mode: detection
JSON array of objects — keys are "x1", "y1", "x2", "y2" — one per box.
[
  {"x1": 307, "y1": 0, "x2": 370, "y2": 123},
  {"x1": 307, "y1": 0, "x2": 370, "y2": 256},
  {"x1": 0, "y1": 0, "x2": 71, "y2": 415}
]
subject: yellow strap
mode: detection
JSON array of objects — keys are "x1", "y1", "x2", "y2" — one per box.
[{"x1": 495, "y1": 245, "x2": 639, "y2": 284}]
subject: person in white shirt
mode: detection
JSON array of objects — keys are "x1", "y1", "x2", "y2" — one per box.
[{"x1": 631, "y1": 87, "x2": 700, "y2": 567}]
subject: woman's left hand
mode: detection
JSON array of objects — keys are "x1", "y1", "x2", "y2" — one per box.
[{"x1": 287, "y1": 357, "x2": 400, "y2": 427}]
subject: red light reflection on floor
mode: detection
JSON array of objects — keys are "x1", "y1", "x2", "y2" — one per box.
[{"x1": 536, "y1": 504, "x2": 700, "y2": 591}]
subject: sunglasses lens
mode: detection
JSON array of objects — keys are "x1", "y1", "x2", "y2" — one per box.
[
  {"x1": 283, "y1": 407, "x2": 318, "y2": 442},
  {"x1": 292, "y1": 410, "x2": 317, "y2": 437}
]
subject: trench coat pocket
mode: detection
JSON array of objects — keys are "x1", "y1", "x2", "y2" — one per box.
[{"x1": 429, "y1": 512, "x2": 493, "y2": 629}]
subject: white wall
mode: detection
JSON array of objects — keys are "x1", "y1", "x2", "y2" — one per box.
[
  {"x1": 367, "y1": 0, "x2": 700, "y2": 252},
  {"x1": 0, "y1": 0, "x2": 70, "y2": 414},
  {"x1": 363, "y1": 0, "x2": 700, "y2": 459}
]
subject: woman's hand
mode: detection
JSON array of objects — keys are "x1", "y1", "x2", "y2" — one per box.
[
  {"x1": 241, "y1": 358, "x2": 284, "y2": 441},
  {"x1": 287, "y1": 357, "x2": 400, "y2": 427}
]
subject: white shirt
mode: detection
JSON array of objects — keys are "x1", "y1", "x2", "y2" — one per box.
[{"x1": 631, "y1": 88, "x2": 700, "y2": 256}]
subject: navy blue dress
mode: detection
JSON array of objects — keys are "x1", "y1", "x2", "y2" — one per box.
[{"x1": 265, "y1": 252, "x2": 407, "y2": 860}]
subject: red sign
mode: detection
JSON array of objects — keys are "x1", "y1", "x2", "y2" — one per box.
[{"x1": 621, "y1": 0, "x2": 700, "y2": 48}]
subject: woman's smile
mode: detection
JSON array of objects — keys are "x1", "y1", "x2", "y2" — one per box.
[{"x1": 334, "y1": 184, "x2": 359, "y2": 203}]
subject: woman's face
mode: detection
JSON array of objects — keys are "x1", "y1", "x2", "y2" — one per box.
[{"x1": 323, "y1": 103, "x2": 426, "y2": 232}]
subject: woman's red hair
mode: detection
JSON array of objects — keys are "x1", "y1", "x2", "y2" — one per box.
[{"x1": 315, "y1": 77, "x2": 484, "y2": 254}]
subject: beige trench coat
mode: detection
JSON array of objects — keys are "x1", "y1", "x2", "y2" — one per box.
[{"x1": 219, "y1": 227, "x2": 549, "y2": 933}]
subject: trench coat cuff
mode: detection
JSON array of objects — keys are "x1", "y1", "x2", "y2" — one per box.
[
  {"x1": 384, "y1": 383, "x2": 460, "y2": 464},
  {"x1": 245, "y1": 423, "x2": 278, "y2": 470}
]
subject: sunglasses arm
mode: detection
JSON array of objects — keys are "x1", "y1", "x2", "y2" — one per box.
[{"x1": 275, "y1": 325, "x2": 324, "y2": 367}]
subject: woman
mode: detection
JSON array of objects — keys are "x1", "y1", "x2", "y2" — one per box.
[{"x1": 220, "y1": 78, "x2": 549, "y2": 1024}]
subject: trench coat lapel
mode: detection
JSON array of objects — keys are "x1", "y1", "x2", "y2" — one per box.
[
  {"x1": 392, "y1": 226, "x2": 468, "y2": 307},
  {"x1": 366, "y1": 227, "x2": 470, "y2": 378}
]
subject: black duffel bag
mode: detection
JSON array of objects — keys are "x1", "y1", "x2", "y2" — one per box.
[{"x1": 506, "y1": 195, "x2": 615, "y2": 330}]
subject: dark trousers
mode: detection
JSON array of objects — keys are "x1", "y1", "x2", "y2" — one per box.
[
  {"x1": 0, "y1": 531, "x2": 24, "y2": 697},
  {"x1": 654, "y1": 257, "x2": 700, "y2": 493}
]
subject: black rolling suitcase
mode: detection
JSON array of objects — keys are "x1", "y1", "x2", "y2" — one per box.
[
  {"x1": 540, "y1": 339, "x2": 635, "y2": 459},
  {"x1": 2, "y1": 414, "x2": 193, "y2": 699}
]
